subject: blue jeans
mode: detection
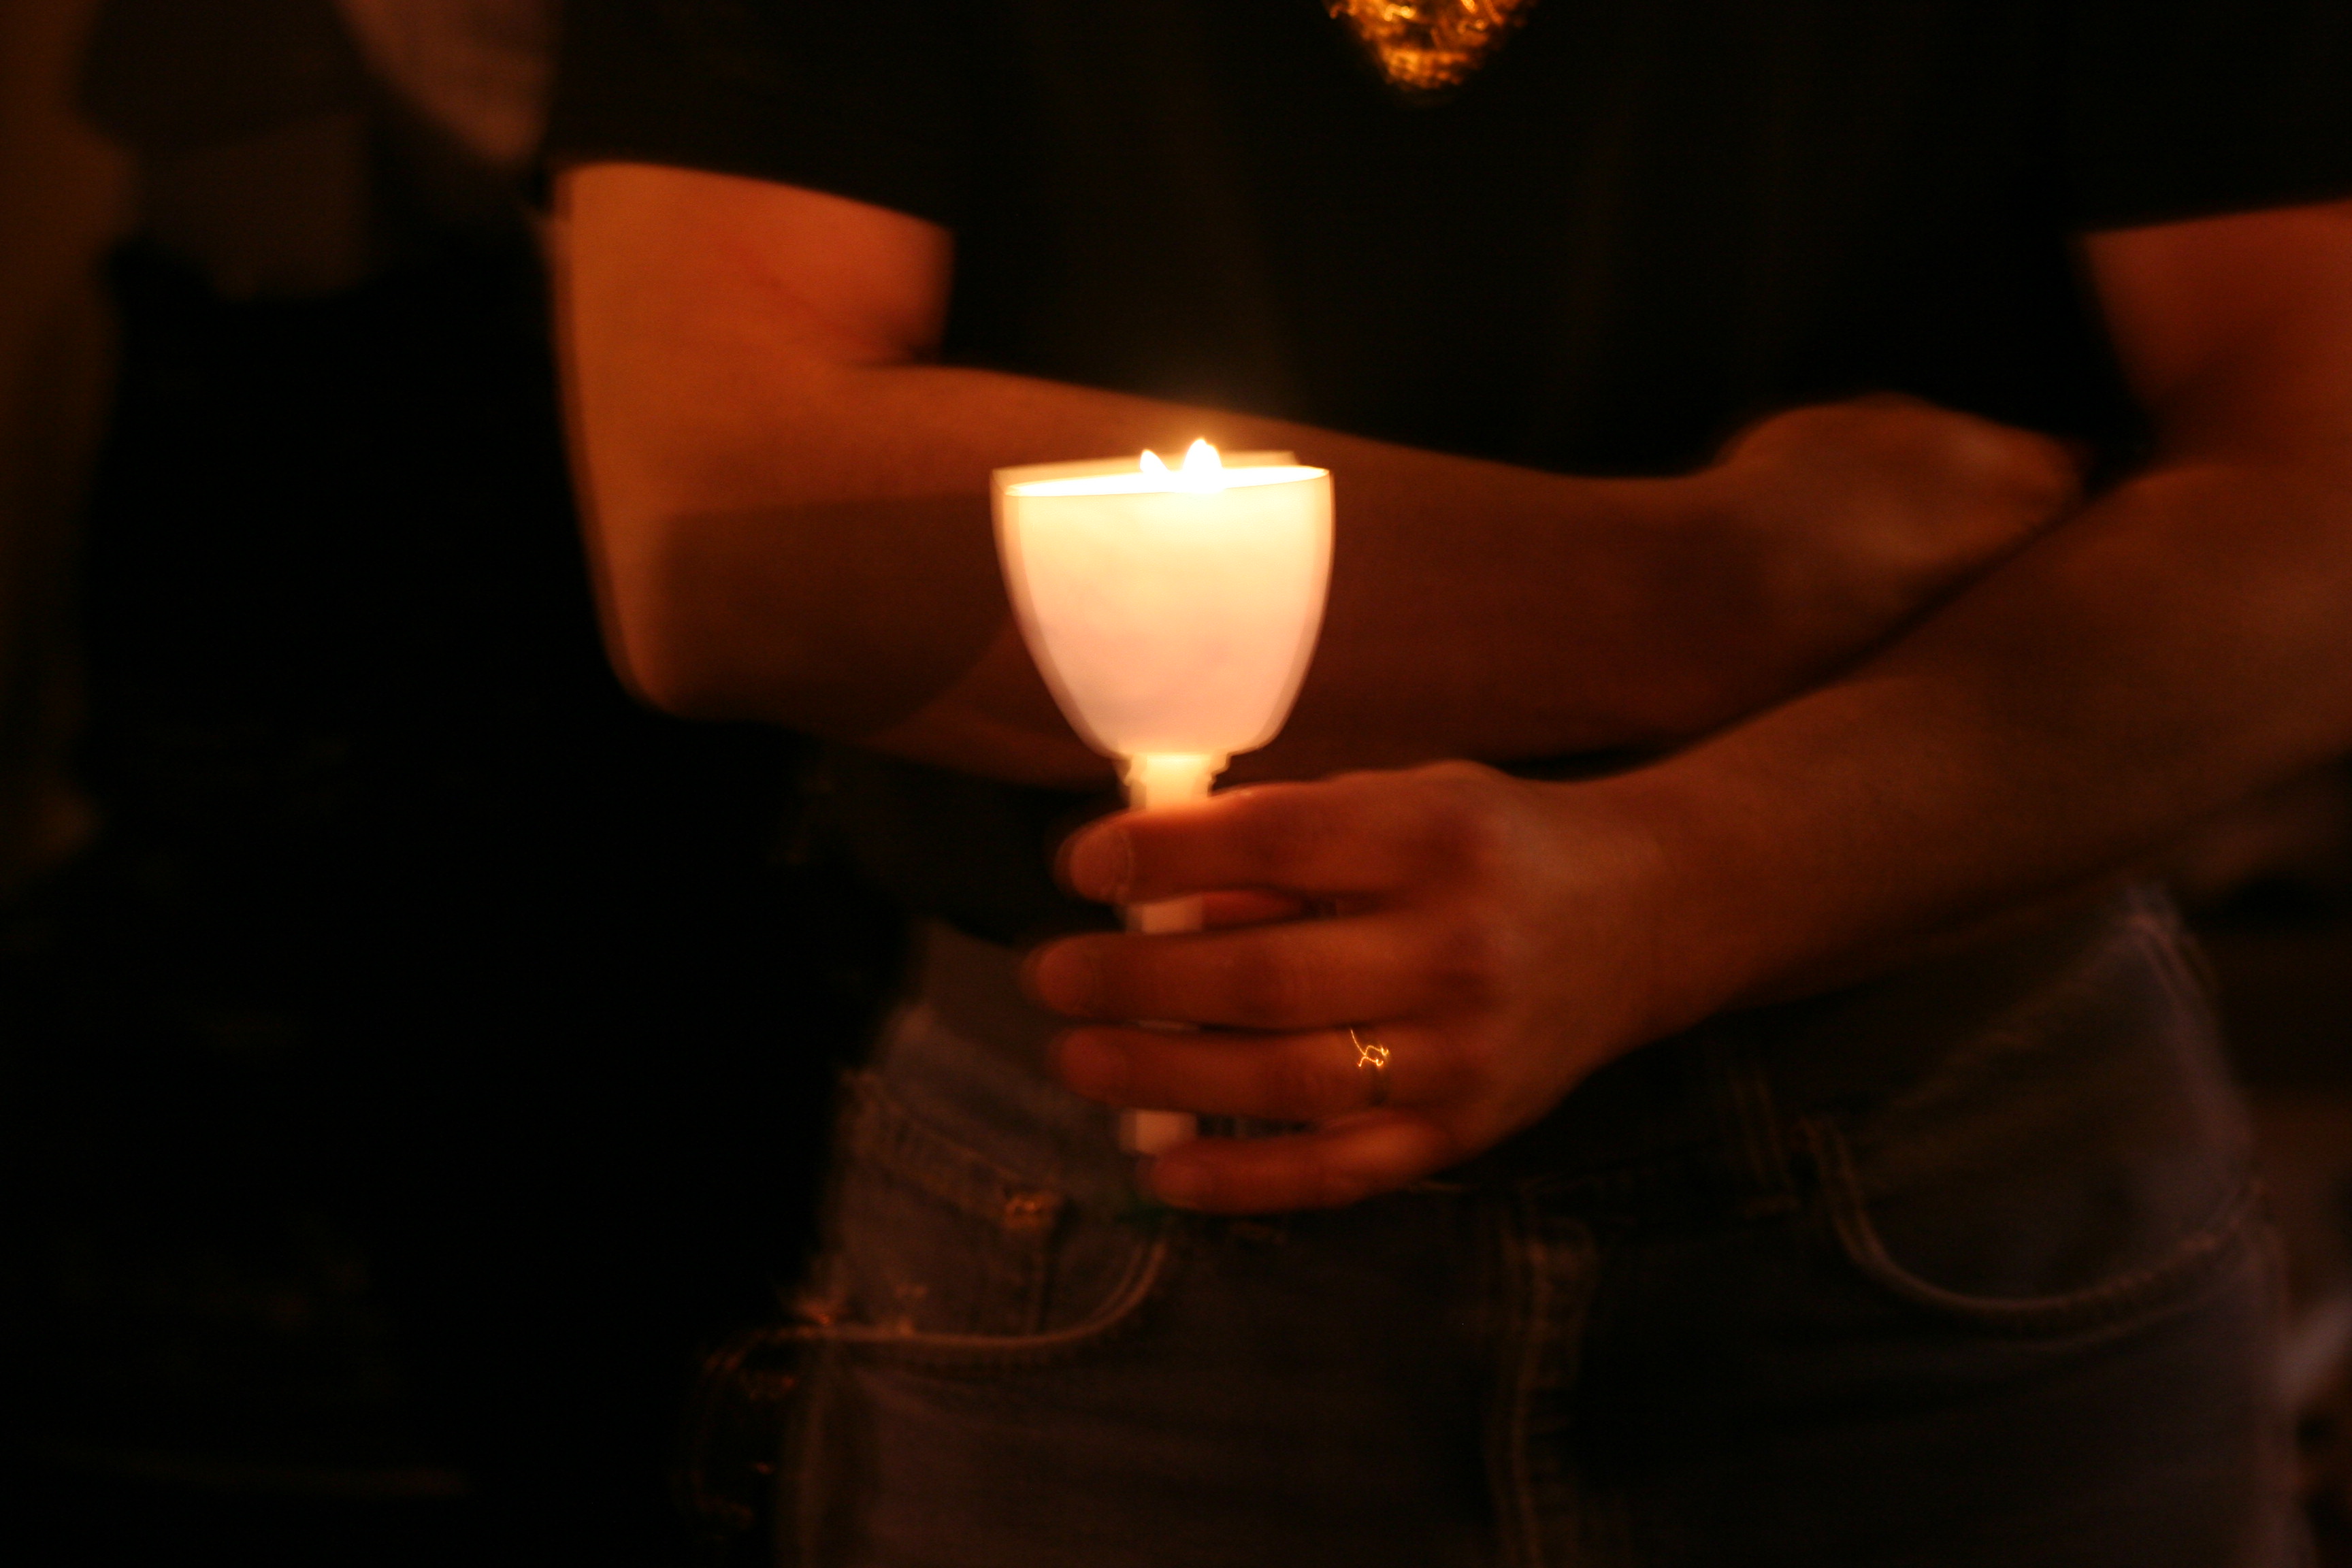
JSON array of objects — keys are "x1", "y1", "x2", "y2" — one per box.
[{"x1": 774, "y1": 892, "x2": 2303, "y2": 1567}]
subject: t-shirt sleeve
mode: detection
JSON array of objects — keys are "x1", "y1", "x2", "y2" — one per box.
[
  {"x1": 544, "y1": 0, "x2": 975, "y2": 228},
  {"x1": 2068, "y1": 0, "x2": 2352, "y2": 230}
]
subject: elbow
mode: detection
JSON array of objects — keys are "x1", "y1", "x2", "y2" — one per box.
[
  {"x1": 588, "y1": 510, "x2": 764, "y2": 722},
  {"x1": 580, "y1": 484, "x2": 1008, "y2": 737},
  {"x1": 602, "y1": 593, "x2": 740, "y2": 721},
  {"x1": 587, "y1": 503, "x2": 904, "y2": 734},
  {"x1": 608, "y1": 612, "x2": 745, "y2": 721}
]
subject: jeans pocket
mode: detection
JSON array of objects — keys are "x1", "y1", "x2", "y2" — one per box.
[
  {"x1": 798, "y1": 1071, "x2": 1168, "y2": 1367},
  {"x1": 1798, "y1": 902, "x2": 2264, "y2": 1337},
  {"x1": 1806, "y1": 1112, "x2": 2259, "y2": 1336}
]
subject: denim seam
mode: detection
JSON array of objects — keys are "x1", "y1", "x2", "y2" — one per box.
[
  {"x1": 1848, "y1": 919, "x2": 2143, "y2": 1148},
  {"x1": 808, "y1": 1221, "x2": 1177, "y2": 1372},
  {"x1": 2128, "y1": 905, "x2": 2226, "y2": 1046},
  {"x1": 1492, "y1": 1188, "x2": 1548, "y2": 1568},
  {"x1": 1803, "y1": 1115, "x2": 2260, "y2": 1335},
  {"x1": 1722, "y1": 1045, "x2": 1803, "y2": 1215},
  {"x1": 1492, "y1": 1190, "x2": 1607, "y2": 1568},
  {"x1": 840, "y1": 1070, "x2": 1069, "y2": 1232}
]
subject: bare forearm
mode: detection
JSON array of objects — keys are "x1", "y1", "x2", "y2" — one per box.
[
  {"x1": 1614, "y1": 453, "x2": 2352, "y2": 1029},
  {"x1": 574, "y1": 355, "x2": 2058, "y2": 787},
  {"x1": 557, "y1": 165, "x2": 2060, "y2": 787},
  {"x1": 578, "y1": 353, "x2": 1761, "y2": 777}
]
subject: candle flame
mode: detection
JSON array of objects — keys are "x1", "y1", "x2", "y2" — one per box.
[{"x1": 1136, "y1": 441, "x2": 1225, "y2": 491}]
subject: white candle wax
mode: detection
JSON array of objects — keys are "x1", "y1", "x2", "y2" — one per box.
[
  {"x1": 994, "y1": 442, "x2": 1334, "y2": 1159},
  {"x1": 995, "y1": 445, "x2": 1333, "y2": 769}
]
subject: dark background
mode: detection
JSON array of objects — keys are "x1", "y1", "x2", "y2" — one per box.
[{"x1": 0, "y1": 4, "x2": 901, "y2": 1563}]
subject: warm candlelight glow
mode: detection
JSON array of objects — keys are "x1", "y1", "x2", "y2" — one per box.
[
  {"x1": 994, "y1": 446, "x2": 1335, "y2": 1156},
  {"x1": 994, "y1": 449, "x2": 1332, "y2": 764}
]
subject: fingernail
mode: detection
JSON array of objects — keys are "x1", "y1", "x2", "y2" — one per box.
[
  {"x1": 1064, "y1": 824, "x2": 1133, "y2": 903},
  {"x1": 1153, "y1": 1160, "x2": 1212, "y2": 1208},
  {"x1": 1021, "y1": 942, "x2": 1092, "y2": 1016}
]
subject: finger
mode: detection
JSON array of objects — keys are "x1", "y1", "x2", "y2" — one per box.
[
  {"x1": 1054, "y1": 1021, "x2": 1452, "y2": 1122},
  {"x1": 1200, "y1": 889, "x2": 1311, "y2": 928},
  {"x1": 1026, "y1": 910, "x2": 1459, "y2": 1029},
  {"x1": 1059, "y1": 767, "x2": 1507, "y2": 906},
  {"x1": 1145, "y1": 1114, "x2": 1460, "y2": 1213}
]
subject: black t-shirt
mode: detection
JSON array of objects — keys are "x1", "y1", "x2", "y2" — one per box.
[
  {"x1": 554, "y1": 0, "x2": 2352, "y2": 468},
  {"x1": 549, "y1": 0, "x2": 2352, "y2": 941}
]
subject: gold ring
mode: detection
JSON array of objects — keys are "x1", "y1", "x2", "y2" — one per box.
[{"x1": 1347, "y1": 1025, "x2": 1392, "y2": 1109}]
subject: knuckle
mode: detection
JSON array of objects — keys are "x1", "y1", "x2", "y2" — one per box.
[
  {"x1": 1875, "y1": 401, "x2": 1999, "y2": 471},
  {"x1": 1239, "y1": 789, "x2": 1342, "y2": 881},
  {"x1": 1268, "y1": 1041, "x2": 1349, "y2": 1115},
  {"x1": 1428, "y1": 918, "x2": 1513, "y2": 1010},
  {"x1": 1938, "y1": 421, "x2": 2073, "y2": 512},
  {"x1": 2002, "y1": 434, "x2": 2082, "y2": 512},
  {"x1": 1416, "y1": 758, "x2": 1499, "y2": 787},
  {"x1": 1753, "y1": 402, "x2": 1840, "y2": 449},
  {"x1": 1422, "y1": 790, "x2": 1517, "y2": 885}
]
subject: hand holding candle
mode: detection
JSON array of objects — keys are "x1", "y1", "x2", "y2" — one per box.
[{"x1": 994, "y1": 441, "x2": 1333, "y2": 1154}]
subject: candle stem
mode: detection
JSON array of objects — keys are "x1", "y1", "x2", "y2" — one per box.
[
  {"x1": 1120, "y1": 751, "x2": 1223, "y2": 809},
  {"x1": 1115, "y1": 753, "x2": 1223, "y2": 1157}
]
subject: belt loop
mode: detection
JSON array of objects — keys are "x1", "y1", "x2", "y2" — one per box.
[{"x1": 1706, "y1": 1026, "x2": 1804, "y2": 1215}]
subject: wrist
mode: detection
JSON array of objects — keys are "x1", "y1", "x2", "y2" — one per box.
[{"x1": 1546, "y1": 751, "x2": 1808, "y2": 1047}]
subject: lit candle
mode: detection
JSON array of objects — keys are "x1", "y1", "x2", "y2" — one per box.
[{"x1": 995, "y1": 440, "x2": 1334, "y2": 1155}]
